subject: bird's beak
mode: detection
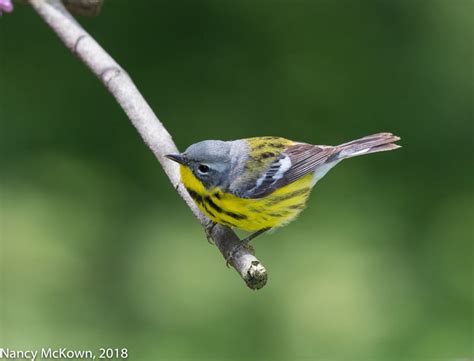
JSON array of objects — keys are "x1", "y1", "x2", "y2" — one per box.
[{"x1": 165, "y1": 153, "x2": 187, "y2": 165}]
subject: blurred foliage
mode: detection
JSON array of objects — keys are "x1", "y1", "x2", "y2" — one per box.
[{"x1": 1, "y1": 0, "x2": 473, "y2": 360}]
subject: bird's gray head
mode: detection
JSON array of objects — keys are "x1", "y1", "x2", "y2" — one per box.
[{"x1": 166, "y1": 140, "x2": 232, "y2": 189}]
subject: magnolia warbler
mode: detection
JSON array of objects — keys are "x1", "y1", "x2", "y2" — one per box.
[{"x1": 166, "y1": 133, "x2": 400, "y2": 246}]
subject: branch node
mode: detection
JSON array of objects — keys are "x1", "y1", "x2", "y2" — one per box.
[
  {"x1": 73, "y1": 34, "x2": 87, "y2": 55},
  {"x1": 100, "y1": 67, "x2": 121, "y2": 85}
]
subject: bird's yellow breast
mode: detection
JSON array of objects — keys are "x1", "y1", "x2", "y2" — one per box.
[{"x1": 180, "y1": 165, "x2": 313, "y2": 231}]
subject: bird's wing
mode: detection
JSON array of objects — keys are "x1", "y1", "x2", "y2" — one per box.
[{"x1": 234, "y1": 142, "x2": 338, "y2": 199}]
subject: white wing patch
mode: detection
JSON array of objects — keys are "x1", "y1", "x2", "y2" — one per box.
[
  {"x1": 248, "y1": 155, "x2": 292, "y2": 195},
  {"x1": 273, "y1": 155, "x2": 292, "y2": 180},
  {"x1": 254, "y1": 174, "x2": 265, "y2": 188}
]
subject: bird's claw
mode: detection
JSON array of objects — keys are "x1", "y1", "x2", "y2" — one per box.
[
  {"x1": 206, "y1": 233, "x2": 215, "y2": 245},
  {"x1": 205, "y1": 222, "x2": 217, "y2": 245}
]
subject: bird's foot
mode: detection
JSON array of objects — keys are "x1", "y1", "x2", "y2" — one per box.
[{"x1": 205, "y1": 222, "x2": 217, "y2": 245}]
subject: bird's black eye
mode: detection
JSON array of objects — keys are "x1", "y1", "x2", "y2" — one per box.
[{"x1": 198, "y1": 164, "x2": 210, "y2": 174}]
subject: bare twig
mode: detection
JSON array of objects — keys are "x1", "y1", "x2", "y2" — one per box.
[{"x1": 28, "y1": 0, "x2": 267, "y2": 289}]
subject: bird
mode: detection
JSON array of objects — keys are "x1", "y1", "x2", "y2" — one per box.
[{"x1": 166, "y1": 132, "x2": 400, "y2": 250}]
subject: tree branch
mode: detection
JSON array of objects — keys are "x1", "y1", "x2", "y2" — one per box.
[{"x1": 28, "y1": 0, "x2": 268, "y2": 289}]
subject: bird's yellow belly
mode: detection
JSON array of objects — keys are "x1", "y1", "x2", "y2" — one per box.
[{"x1": 180, "y1": 166, "x2": 313, "y2": 231}]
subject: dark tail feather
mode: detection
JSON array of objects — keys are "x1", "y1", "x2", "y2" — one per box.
[{"x1": 336, "y1": 132, "x2": 401, "y2": 159}]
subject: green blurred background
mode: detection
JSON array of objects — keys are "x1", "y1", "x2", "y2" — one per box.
[{"x1": 1, "y1": 0, "x2": 473, "y2": 360}]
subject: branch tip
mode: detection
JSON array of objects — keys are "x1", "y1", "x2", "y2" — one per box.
[{"x1": 245, "y1": 261, "x2": 268, "y2": 290}]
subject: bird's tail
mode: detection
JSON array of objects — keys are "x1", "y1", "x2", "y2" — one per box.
[{"x1": 336, "y1": 132, "x2": 401, "y2": 159}]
